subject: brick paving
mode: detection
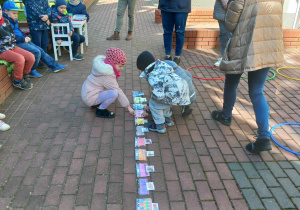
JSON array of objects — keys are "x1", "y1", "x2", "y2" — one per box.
[{"x1": 0, "y1": 0, "x2": 300, "y2": 209}]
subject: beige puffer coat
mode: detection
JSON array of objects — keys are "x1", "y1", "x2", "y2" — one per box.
[{"x1": 219, "y1": 0, "x2": 284, "y2": 74}]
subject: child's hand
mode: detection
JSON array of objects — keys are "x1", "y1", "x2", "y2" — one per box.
[
  {"x1": 56, "y1": 40, "x2": 63, "y2": 45},
  {"x1": 141, "y1": 112, "x2": 149, "y2": 117},
  {"x1": 25, "y1": 37, "x2": 31, "y2": 43},
  {"x1": 68, "y1": 31, "x2": 73, "y2": 37},
  {"x1": 41, "y1": 15, "x2": 49, "y2": 21},
  {"x1": 46, "y1": 20, "x2": 50, "y2": 26},
  {"x1": 127, "y1": 106, "x2": 135, "y2": 115}
]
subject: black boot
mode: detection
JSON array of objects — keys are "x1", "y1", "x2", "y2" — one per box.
[
  {"x1": 211, "y1": 110, "x2": 231, "y2": 126},
  {"x1": 182, "y1": 105, "x2": 193, "y2": 117},
  {"x1": 246, "y1": 139, "x2": 272, "y2": 153},
  {"x1": 95, "y1": 109, "x2": 115, "y2": 118}
]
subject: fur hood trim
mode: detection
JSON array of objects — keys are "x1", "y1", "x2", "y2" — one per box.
[{"x1": 92, "y1": 55, "x2": 114, "y2": 76}]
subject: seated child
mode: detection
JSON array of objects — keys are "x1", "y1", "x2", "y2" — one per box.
[
  {"x1": 81, "y1": 48, "x2": 135, "y2": 118},
  {"x1": 0, "y1": 113, "x2": 10, "y2": 132},
  {"x1": 50, "y1": 0, "x2": 85, "y2": 61},
  {"x1": 136, "y1": 51, "x2": 196, "y2": 133},
  {"x1": 3, "y1": 1, "x2": 68, "y2": 77},
  {"x1": 67, "y1": 0, "x2": 90, "y2": 22},
  {"x1": 0, "y1": 5, "x2": 35, "y2": 90}
]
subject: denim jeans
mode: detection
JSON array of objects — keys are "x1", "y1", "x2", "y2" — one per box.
[
  {"x1": 30, "y1": 29, "x2": 49, "y2": 53},
  {"x1": 161, "y1": 11, "x2": 188, "y2": 56},
  {"x1": 71, "y1": 33, "x2": 85, "y2": 55},
  {"x1": 218, "y1": 20, "x2": 231, "y2": 55},
  {"x1": 17, "y1": 42, "x2": 58, "y2": 70},
  {"x1": 115, "y1": 0, "x2": 137, "y2": 32},
  {"x1": 222, "y1": 68, "x2": 270, "y2": 139}
]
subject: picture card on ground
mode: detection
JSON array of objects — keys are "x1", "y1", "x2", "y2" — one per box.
[
  {"x1": 146, "y1": 165, "x2": 155, "y2": 172},
  {"x1": 135, "y1": 118, "x2": 148, "y2": 125},
  {"x1": 136, "y1": 163, "x2": 150, "y2": 177},
  {"x1": 133, "y1": 104, "x2": 147, "y2": 110},
  {"x1": 136, "y1": 198, "x2": 152, "y2": 210},
  {"x1": 147, "y1": 151, "x2": 154, "y2": 157},
  {"x1": 135, "y1": 137, "x2": 152, "y2": 147},
  {"x1": 152, "y1": 203, "x2": 159, "y2": 210},
  {"x1": 135, "y1": 149, "x2": 147, "y2": 161},
  {"x1": 136, "y1": 126, "x2": 149, "y2": 136},
  {"x1": 146, "y1": 182, "x2": 155, "y2": 191},
  {"x1": 135, "y1": 110, "x2": 145, "y2": 118},
  {"x1": 138, "y1": 178, "x2": 149, "y2": 195},
  {"x1": 132, "y1": 91, "x2": 144, "y2": 97}
]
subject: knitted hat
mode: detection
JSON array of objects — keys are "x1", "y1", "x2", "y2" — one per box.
[
  {"x1": 69, "y1": 0, "x2": 81, "y2": 6},
  {"x1": 56, "y1": 0, "x2": 67, "y2": 8},
  {"x1": 106, "y1": 48, "x2": 127, "y2": 65},
  {"x1": 136, "y1": 51, "x2": 155, "y2": 71}
]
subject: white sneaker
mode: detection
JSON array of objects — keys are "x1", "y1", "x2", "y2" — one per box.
[
  {"x1": 0, "y1": 120, "x2": 10, "y2": 131},
  {"x1": 0, "y1": 113, "x2": 5, "y2": 120},
  {"x1": 214, "y1": 57, "x2": 222, "y2": 67}
]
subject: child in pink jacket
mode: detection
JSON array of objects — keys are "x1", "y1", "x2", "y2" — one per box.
[{"x1": 81, "y1": 48, "x2": 135, "y2": 118}]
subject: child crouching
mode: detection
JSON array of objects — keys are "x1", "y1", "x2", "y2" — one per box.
[
  {"x1": 136, "y1": 51, "x2": 195, "y2": 133},
  {"x1": 81, "y1": 48, "x2": 135, "y2": 118}
]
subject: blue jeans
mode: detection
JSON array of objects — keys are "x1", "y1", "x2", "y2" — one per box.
[
  {"x1": 161, "y1": 11, "x2": 188, "y2": 56},
  {"x1": 218, "y1": 20, "x2": 231, "y2": 55},
  {"x1": 30, "y1": 29, "x2": 49, "y2": 53},
  {"x1": 222, "y1": 68, "x2": 270, "y2": 139},
  {"x1": 17, "y1": 42, "x2": 58, "y2": 70},
  {"x1": 62, "y1": 33, "x2": 85, "y2": 55}
]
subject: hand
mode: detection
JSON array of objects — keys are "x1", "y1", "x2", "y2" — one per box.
[
  {"x1": 68, "y1": 31, "x2": 73, "y2": 36},
  {"x1": 25, "y1": 37, "x2": 31, "y2": 43},
  {"x1": 56, "y1": 40, "x2": 63, "y2": 45},
  {"x1": 127, "y1": 106, "x2": 135, "y2": 115},
  {"x1": 46, "y1": 20, "x2": 50, "y2": 26},
  {"x1": 141, "y1": 112, "x2": 149, "y2": 117},
  {"x1": 41, "y1": 15, "x2": 48, "y2": 21}
]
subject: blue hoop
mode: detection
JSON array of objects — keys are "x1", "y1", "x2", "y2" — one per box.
[{"x1": 270, "y1": 123, "x2": 300, "y2": 156}]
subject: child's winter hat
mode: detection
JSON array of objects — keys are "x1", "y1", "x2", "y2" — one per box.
[
  {"x1": 56, "y1": 0, "x2": 67, "y2": 8},
  {"x1": 136, "y1": 51, "x2": 155, "y2": 71},
  {"x1": 106, "y1": 48, "x2": 127, "y2": 65},
  {"x1": 3, "y1": 1, "x2": 23, "y2": 11},
  {"x1": 69, "y1": 0, "x2": 81, "y2": 6}
]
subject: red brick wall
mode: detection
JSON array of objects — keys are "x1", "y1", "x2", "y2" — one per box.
[
  {"x1": 172, "y1": 28, "x2": 300, "y2": 49},
  {"x1": 0, "y1": 66, "x2": 14, "y2": 105},
  {"x1": 155, "y1": 9, "x2": 217, "y2": 24}
]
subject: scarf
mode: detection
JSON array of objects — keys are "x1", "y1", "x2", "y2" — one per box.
[
  {"x1": 104, "y1": 58, "x2": 121, "y2": 79},
  {"x1": 69, "y1": 0, "x2": 81, "y2": 6},
  {"x1": 0, "y1": 18, "x2": 4, "y2": 25}
]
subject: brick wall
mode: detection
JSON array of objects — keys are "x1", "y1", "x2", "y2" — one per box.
[
  {"x1": 155, "y1": 9, "x2": 217, "y2": 25},
  {"x1": 172, "y1": 28, "x2": 300, "y2": 49},
  {"x1": 0, "y1": 66, "x2": 14, "y2": 105}
]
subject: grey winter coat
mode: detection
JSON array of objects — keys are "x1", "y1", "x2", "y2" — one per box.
[
  {"x1": 158, "y1": 0, "x2": 191, "y2": 13},
  {"x1": 164, "y1": 60, "x2": 196, "y2": 103},
  {"x1": 219, "y1": 0, "x2": 284, "y2": 74},
  {"x1": 140, "y1": 60, "x2": 191, "y2": 106}
]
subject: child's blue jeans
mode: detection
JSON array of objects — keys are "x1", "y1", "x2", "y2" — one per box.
[
  {"x1": 222, "y1": 67, "x2": 271, "y2": 140},
  {"x1": 62, "y1": 32, "x2": 85, "y2": 55},
  {"x1": 30, "y1": 29, "x2": 49, "y2": 53},
  {"x1": 17, "y1": 42, "x2": 58, "y2": 70}
]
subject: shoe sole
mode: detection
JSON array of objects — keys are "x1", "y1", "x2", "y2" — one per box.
[
  {"x1": 73, "y1": 58, "x2": 84, "y2": 61},
  {"x1": 53, "y1": 65, "x2": 68, "y2": 73},
  {"x1": 149, "y1": 128, "x2": 167, "y2": 134},
  {"x1": 13, "y1": 84, "x2": 33, "y2": 90}
]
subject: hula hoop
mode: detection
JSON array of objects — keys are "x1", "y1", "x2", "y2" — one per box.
[
  {"x1": 187, "y1": 66, "x2": 225, "y2": 80},
  {"x1": 276, "y1": 67, "x2": 300, "y2": 81},
  {"x1": 241, "y1": 70, "x2": 276, "y2": 81},
  {"x1": 270, "y1": 123, "x2": 300, "y2": 156}
]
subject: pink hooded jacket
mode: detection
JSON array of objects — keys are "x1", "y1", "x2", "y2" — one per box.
[{"x1": 81, "y1": 55, "x2": 130, "y2": 107}]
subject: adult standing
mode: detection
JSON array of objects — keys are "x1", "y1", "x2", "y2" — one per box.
[
  {"x1": 159, "y1": 0, "x2": 191, "y2": 64},
  {"x1": 107, "y1": 0, "x2": 138, "y2": 41},
  {"x1": 211, "y1": 0, "x2": 284, "y2": 153},
  {"x1": 213, "y1": 0, "x2": 231, "y2": 67}
]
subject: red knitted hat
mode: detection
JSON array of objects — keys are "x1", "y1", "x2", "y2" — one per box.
[{"x1": 106, "y1": 48, "x2": 127, "y2": 65}]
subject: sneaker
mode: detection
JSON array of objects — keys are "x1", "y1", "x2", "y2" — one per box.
[
  {"x1": 73, "y1": 54, "x2": 84, "y2": 61},
  {"x1": 23, "y1": 74, "x2": 33, "y2": 88},
  {"x1": 0, "y1": 120, "x2": 10, "y2": 131},
  {"x1": 95, "y1": 109, "x2": 115, "y2": 118},
  {"x1": 211, "y1": 110, "x2": 231, "y2": 126},
  {"x1": 13, "y1": 78, "x2": 32, "y2": 90},
  {"x1": 165, "y1": 117, "x2": 174, "y2": 127},
  {"x1": 52, "y1": 64, "x2": 68, "y2": 73},
  {"x1": 214, "y1": 57, "x2": 222, "y2": 67},
  {"x1": 173, "y1": 56, "x2": 181, "y2": 65},
  {"x1": 246, "y1": 138, "x2": 272, "y2": 153},
  {"x1": 0, "y1": 113, "x2": 5, "y2": 120},
  {"x1": 163, "y1": 55, "x2": 172, "y2": 61},
  {"x1": 182, "y1": 105, "x2": 193, "y2": 117},
  {"x1": 148, "y1": 123, "x2": 167, "y2": 134},
  {"x1": 28, "y1": 70, "x2": 43, "y2": 78}
]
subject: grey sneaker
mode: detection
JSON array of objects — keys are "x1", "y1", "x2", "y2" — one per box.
[
  {"x1": 13, "y1": 78, "x2": 32, "y2": 90},
  {"x1": 23, "y1": 74, "x2": 33, "y2": 88},
  {"x1": 73, "y1": 54, "x2": 84, "y2": 61},
  {"x1": 148, "y1": 123, "x2": 167, "y2": 134}
]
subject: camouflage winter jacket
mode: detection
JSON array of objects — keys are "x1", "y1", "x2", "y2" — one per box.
[
  {"x1": 140, "y1": 60, "x2": 191, "y2": 106},
  {"x1": 0, "y1": 18, "x2": 16, "y2": 54}
]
